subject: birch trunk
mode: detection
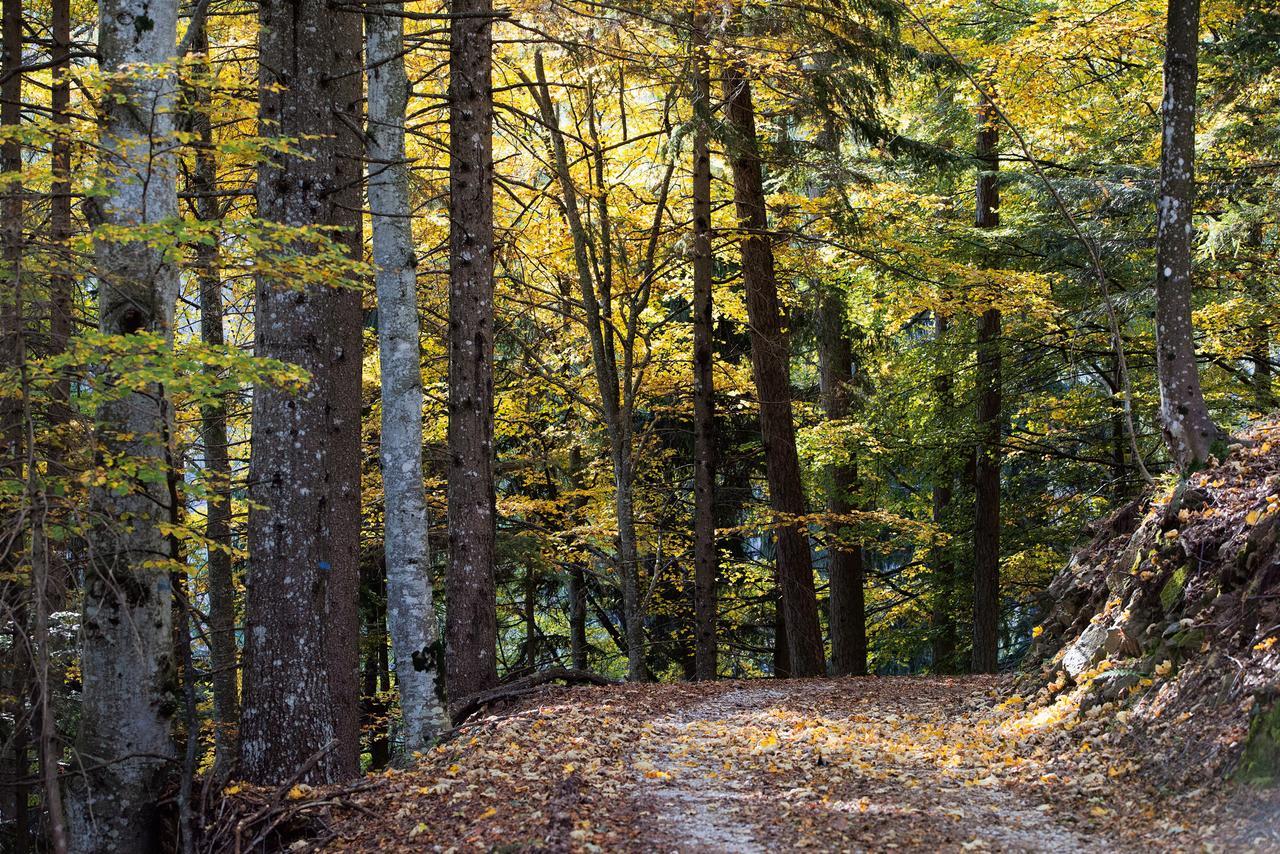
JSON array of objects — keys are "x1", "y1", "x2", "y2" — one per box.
[
  {"x1": 368, "y1": 0, "x2": 450, "y2": 750},
  {"x1": 67, "y1": 0, "x2": 180, "y2": 847},
  {"x1": 1154, "y1": 0, "x2": 1221, "y2": 469}
]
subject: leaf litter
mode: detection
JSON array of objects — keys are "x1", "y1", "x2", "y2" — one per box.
[{"x1": 240, "y1": 676, "x2": 1278, "y2": 852}]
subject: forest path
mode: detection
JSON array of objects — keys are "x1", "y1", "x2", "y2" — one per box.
[
  {"x1": 629, "y1": 679, "x2": 1104, "y2": 853},
  {"x1": 323, "y1": 677, "x2": 1274, "y2": 852}
]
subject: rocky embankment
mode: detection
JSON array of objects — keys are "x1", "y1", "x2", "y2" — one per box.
[{"x1": 1022, "y1": 420, "x2": 1280, "y2": 785}]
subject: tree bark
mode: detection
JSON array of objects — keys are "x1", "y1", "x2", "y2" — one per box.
[
  {"x1": 49, "y1": 0, "x2": 71, "y2": 427},
  {"x1": 721, "y1": 64, "x2": 824, "y2": 677},
  {"x1": 185, "y1": 22, "x2": 239, "y2": 778},
  {"x1": 817, "y1": 290, "x2": 866, "y2": 677},
  {"x1": 446, "y1": 0, "x2": 500, "y2": 703},
  {"x1": 0, "y1": 0, "x2": 27, "y2": 842},
  {"x1": 567, "y1": 446, "x2": 589, "y2": 670},
  {"x1": 241, "y1": 0, "x2": 364, "y2": 785},
  {"x1": 691, "y1": 10, "x2": 718, "y2": 681},
  {"x1": 1244, "y1": 223, "x2": 1274, "y2": 413},
  {"x1": 931, "y1": 313, "x2": 958, "y2": 674},
  {"x1": 369, "y1": 0, "x2": 449, "y2": 753},
  {"x1": 972, "y1": 94, "x2": 1001, "y2": 674},
  {"x1": 66, "y1": 0, "x2": 180, "y2": 846},
  {"x1": 1154, "y1": 0, "x2": 1221, "y2": 470}
]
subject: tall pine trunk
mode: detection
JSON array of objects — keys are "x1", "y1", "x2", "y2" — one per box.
[
  {"x1": 817, "y1": 290, "x2": 866, "y2": 677},
  {"x1": 1154, "y1": 0, "x2": 1221, "y2": 469},
  {"x1": 721, "y1": 64, "x2": 824, "y2": 677},
  {"x1": 691, "y1": 10, "x2": 718, "y2": 681},
  {"x1": 369, "y1": 0, "x2": 449, "y2": 750},
  {"x1": 242, "y1": 0, "x2": 363, "y2": 784},
  {"x1": 446, "y1": 0, "x2": 500, "y2": 702},
  {"x1": 67, "y1": 0, "x2": 180, "y2": 846},
  {"x1": 972, "y1": 94, "x2": 1002, "y2": 674}
]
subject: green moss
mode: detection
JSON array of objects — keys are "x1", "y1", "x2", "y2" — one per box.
[
  {"x1": 1160, "y1": 565, "x2": 1188, "y2": 612},
  {"x1": 1237, "y1": 700, "x2": 1280, "y2": 787}
]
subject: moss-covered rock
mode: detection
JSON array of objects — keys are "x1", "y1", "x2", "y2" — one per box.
[{"x1": 1236, "y1": 699, "x2": 1280, "y2": 786}]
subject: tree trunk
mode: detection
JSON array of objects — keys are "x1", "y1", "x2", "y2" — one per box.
[
  {"x1": 186, "y1": 23, "x2": 239, "y2": 778},
  {"x1": 972, "y1": 93, "x2": 1001, "y2": 674},
  {"x1": 1154, "y1": 0, "x2": 1221, "y2": 470},
  {"x1": 49, "y1": 0, "x2": 71, "y2": 429},
  {"x1": 0, "y1": 0, "x2": 26, "y2": 840},
  {"x1": 242, "y1": 0, "x2": 363, "y2": 785},
  {"x1": 721, "y1": 64, "x2": 824, "y2": 678},
  {"x1": 530, "y1": 53, "x2": 647, "y2": 681},
  {"x1": 446, "y1": 0, "x2": 500, "y2": 703},
  {"x1": 931, "y1": 314, "x2": 958, "y2": 674},
  {"x1": 66, "y1": 0, "x2": 180, "y2": 846},
  {"x1": 691, "y1": 11, "x2": 718, "y2": 682},
  {"x1": 326, "y1": 6, "x2": 365, "y2": 782},
  {"x1": 1245, "y1": 223, "x2": 1274, "y2": 413},
  {"x1": 817, "y1": 290, "x2": 866, "y2": 677},
  {"x1": 369, "y1": 0, "x2": 449, "y2": 752},
  {"x1": 567, "y1": 446, "x2": 589, "y2": 670},
  {"x1": 360, "y1": 554, "x2": 391, "y2": 770}
]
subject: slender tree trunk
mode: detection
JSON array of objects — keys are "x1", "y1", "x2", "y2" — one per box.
[
  {"x1": 360, "y1": 554, "x2": 391, "y2": 770},
  {"x1": 446, "y1": 0, "x2": 500, "y2": 703},
  {"x1": 187, "y1": 24, "x2": 238, "y2": 777},
  {"x1": 691, "y1": 11, "x2": 718, "y2": 681},
  {"x1": 49, "y1": 0, "x2": 71, "y2": 430},
  {"x1": 817, "y1": 290, "x2": 866, "y2": 677},
  {"x1": 1154, "y1": 0, "x2": 1221, "y2": 469},
  {"x1": 931, "y1": 314, "x2": 958, "y2": 674},
  {"x1": 67, "y1": 0, "x2": 180, "y2": 846},
  {"x1": 721, "y1": 64, "x2": 824, "y2": 677},
  {"x1": 566, "y1": 446, "x2": 589, "y2": 670},
  {"x1": 530, "y1": 54, "x2": 647, "y2": 681},
  {"x1": 972, "y1": 94, "x2": 1001, "y2": 674},
  {"x1": 523, "y1": 563, "x2": 538, "y2": 671},
  {"x1": 242, "y1": 0, "x2": 363, "y2": 785},
  {"x1": 0, "y1": 0, "x2": 26, "y2": 839},
  {"x1": 369, "y1": 0, "x2": 449, "y2": 751},
  {"x1": 1107, "y1": 357, "x2": 1130, "y2": 500},
  {"x1": 1245, "y1": 223, "x2": 1274, "y2": 412}
]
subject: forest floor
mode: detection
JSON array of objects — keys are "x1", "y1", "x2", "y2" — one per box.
[{"x1": 300, "y1": 676, "x2": 1280, "y2": 852}]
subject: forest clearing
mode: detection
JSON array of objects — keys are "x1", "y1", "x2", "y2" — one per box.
[{"x1": 0, "y1": 0, "x2": 1278, "y2": 849}]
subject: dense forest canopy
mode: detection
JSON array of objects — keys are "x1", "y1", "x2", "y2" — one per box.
[{"x1": 0, "y1": 0, "x2": 1275, "y2": 848}]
